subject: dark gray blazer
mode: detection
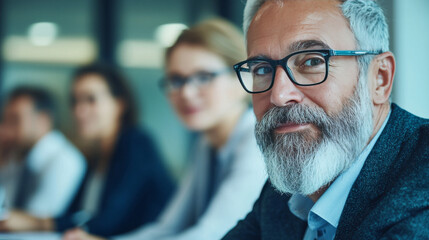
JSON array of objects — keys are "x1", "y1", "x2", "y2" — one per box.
[{"x1": 223, "y1": 104, "x2": 429, "y2": 240}]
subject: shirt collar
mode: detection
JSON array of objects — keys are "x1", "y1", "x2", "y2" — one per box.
[
  {"x1": 26, "y1": 130, "x2": 65, "y2": 172},
  {"x1": 289, "y1": 111, "x2": 391, "y2": 230}
]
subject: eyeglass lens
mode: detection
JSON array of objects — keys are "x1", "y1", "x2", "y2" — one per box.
[
  {"x1": 238, "y1": 52, "x2": 327, "y2": 92},
  {"x1": 166, "y1": 71, "x2": 218, "y2": 91}
]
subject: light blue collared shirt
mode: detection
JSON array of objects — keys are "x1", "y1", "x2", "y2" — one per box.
[{"x1": 288, "y1": 112, "x2": 391, "y2": 240}]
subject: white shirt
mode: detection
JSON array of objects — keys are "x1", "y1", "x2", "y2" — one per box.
[
  {"x1": 114, "y1": 109, "x2": 267, "y2": 240},
  {"x1": 0, "y1": 130, "x2": 86, "y2": 218}
]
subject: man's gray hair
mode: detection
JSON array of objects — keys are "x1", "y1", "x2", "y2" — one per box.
[{"x1": 243, "y1": 0, "x2": 390, "y2": 76}]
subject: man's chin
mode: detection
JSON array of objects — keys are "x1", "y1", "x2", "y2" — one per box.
[
  {"x1": 268, "y1": 173, "x2": 330, "y2": 196},
  {"x1": 265, "y1": 139, "x2": 356, "y2": 196}
]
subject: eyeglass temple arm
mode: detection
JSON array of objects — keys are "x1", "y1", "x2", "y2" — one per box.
[{"x1": 330, "y1": 50, "x2": 383, "y2": 56}]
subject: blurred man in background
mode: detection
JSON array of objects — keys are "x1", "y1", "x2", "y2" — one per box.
[{"x1": 0, "y1": 87, "x2": 86, "y2": 220}]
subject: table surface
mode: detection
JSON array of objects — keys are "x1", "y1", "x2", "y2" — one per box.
[{"x1": 0, "y1": 232, "x2": 61, "y2": 240}]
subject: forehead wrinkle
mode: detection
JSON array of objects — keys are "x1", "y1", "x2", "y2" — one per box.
[{"x1": 249, "y1": 39, "x2": 332, "y2": 61}]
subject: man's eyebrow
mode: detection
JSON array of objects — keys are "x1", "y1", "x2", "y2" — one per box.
[{"x1": 288, "y1": 40, "x2": 332, "y2": 52}]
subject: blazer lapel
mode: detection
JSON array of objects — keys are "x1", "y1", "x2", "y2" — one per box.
[
  {"x1": 261, "y1": 183, "x2": 307, "y2": 240},
  {"x1": 335, "y1": 104, "x2": 415, "y2": 239}
]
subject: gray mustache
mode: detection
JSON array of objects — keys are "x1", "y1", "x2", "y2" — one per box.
[{"x1": 257, "y1": 104, "x2": 332, "y2": 133}]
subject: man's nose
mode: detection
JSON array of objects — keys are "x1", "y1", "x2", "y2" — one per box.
[{"x1": 270, "y1": 66, "x2": 304, "y2": 106}]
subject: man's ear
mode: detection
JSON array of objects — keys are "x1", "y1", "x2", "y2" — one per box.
[{"x1": 369, "y1": 51, "x2": 396, "y2": 105}]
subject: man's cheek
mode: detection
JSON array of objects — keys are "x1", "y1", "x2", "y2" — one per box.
[{"x1": 253, "y1": 95, "x2": 271, "y2": 121}]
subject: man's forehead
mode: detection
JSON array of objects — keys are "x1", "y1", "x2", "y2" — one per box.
[
  {"x1": 251, "y1": 0, "x2": 343, "y2": 23},
  {"x1": 247, "y1": 0, "x2": 354, "y2": 58},
  {"x1": 248, "y1": 39, "x2": 332, "y2": 60}
]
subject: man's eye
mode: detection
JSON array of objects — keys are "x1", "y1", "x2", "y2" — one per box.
[
  {"x1": 252, "y1": 65, "x2": 273, "y2": 76},
  {"x1": 303, "y1": 58, "x2": 325, "y2": 67}
]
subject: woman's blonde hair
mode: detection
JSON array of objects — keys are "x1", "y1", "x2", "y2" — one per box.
[{"x1": 166, "y1": 18, "x2": 246, "y2": 68}]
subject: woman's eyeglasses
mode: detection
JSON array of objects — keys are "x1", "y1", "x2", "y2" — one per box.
[{"x1": 160, "y1": 69, "x2": 230, "y2": 93}]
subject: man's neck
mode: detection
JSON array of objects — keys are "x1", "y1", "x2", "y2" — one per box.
[
  {"x1": 309, "y1": 184, "x2": 330, "y2": 203},
  {"x1": 369, "y1": 102, "x2": 391, "y2": 143}
]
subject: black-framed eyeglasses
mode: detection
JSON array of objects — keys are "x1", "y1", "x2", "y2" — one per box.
[
  {"x1": 160, "y1": 69, "x2": 230, "y2": 93},
  {"x1": 233, "y1": 49, "x2": 382, "y2": 94}
]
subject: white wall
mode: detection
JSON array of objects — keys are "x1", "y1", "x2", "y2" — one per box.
[{"x1": 392, "y1": 0, "x2": 429, "y2": 118}]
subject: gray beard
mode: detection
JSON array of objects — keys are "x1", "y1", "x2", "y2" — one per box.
[{"x1": 255, "y1": 78, "x2": 373, "y2": 195}]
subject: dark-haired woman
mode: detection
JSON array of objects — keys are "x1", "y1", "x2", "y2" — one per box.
[{"x1": 0, "y1": 64, "x2": 175, "y2": 237}]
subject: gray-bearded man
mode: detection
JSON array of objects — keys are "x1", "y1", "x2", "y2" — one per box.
[{"x1": 223, "y1": 0, "x2": 429, "y2": 239}]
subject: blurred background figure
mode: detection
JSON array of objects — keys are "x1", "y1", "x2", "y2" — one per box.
[
  {"x1": 0, "y1": 87, "x2": 86, "y2": 218},
  {"x1": 63, "y1": 18, "x2": 266, "y2": 240},
  {"x1": 0, "y1": 64, "x2": 175, "y2": 237},
  {"x1": 0, "y1": 187, "x2": 7, "y2": 221},
  {"x1": 0, "y1": 116, "x2": 16, "y2": 166}
]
